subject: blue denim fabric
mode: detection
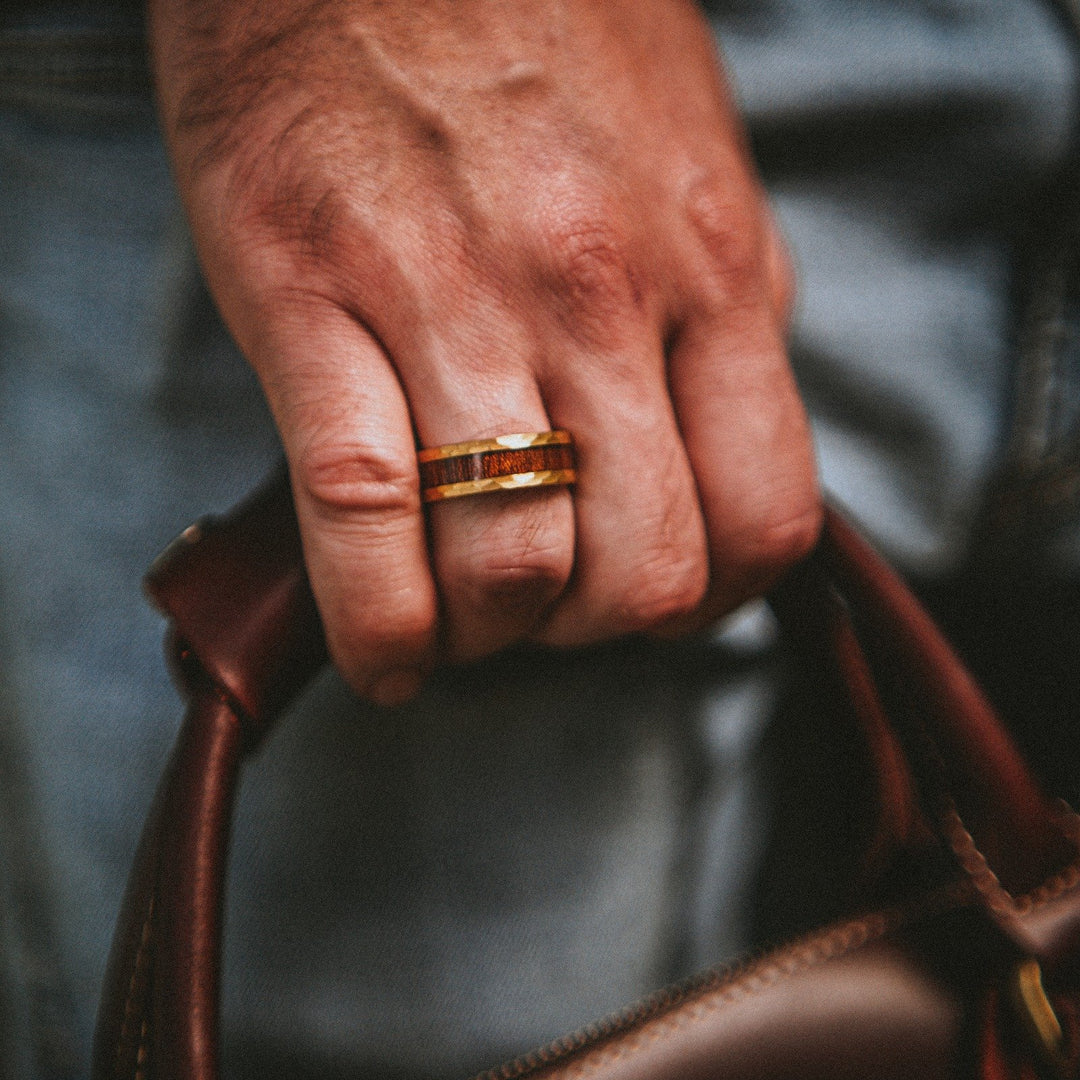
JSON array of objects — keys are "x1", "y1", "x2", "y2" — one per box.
[
  {"x1": 0, "y1": 56, "x2": 280, "y2": 1077},
  {"x1": 0, "y1": 3, "x2": 1076, "y2": 1078},
  {"x1": 722, "y1": 0, "x2": 1078, "y2": 572}
]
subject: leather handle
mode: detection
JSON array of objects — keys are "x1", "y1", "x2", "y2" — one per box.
[
  {"x1": 93, "y1": 688, "x2": 242, "y2": 1080},
  {"x1": 820, "y1": 513, "x2": 1073, "y2": 895},
  {"x1": 143, "y1": 466, "x2": 326, "y2": 738},
  {"x1": 144, "y1": 468, "x2": 1065, "y2": 889},
  {"x1": 92, "y1": 472, "x2": 1078, "y2": 1080},
  {"x1": 139, "y1": 472, "x2": 1075, "y2": 895}
]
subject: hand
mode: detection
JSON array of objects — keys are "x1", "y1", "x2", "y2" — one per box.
[{"x1": 149, "y1": 0, "x2": 820, "y2": 704}]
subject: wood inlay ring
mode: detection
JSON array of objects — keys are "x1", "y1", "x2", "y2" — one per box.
[{"x1": 418, "y1": 431, "x2": 576, "y2": 503}]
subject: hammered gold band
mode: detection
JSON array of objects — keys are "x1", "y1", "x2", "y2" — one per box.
[{"x1": 418, "y1": 430, "x2": 576, "y2": 503}]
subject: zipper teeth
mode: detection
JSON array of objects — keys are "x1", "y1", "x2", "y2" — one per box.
[{"x1": 471, "y1": 886, "x2": 966, "y2": 1080}]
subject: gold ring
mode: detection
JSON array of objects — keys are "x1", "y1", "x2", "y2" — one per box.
[{"x1": 418, "y1": 430, "x2": 576, "y2": 503}]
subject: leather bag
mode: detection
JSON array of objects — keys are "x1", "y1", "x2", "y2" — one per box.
[{"x1": 92, "y1": 473, "x2": 1080, "y2": 1080}]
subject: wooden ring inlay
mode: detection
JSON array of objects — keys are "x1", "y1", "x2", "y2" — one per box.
[{"x1": 418, "y1": 431, "x2": 576, "y2": 502}]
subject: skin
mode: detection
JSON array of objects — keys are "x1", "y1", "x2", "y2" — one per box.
[{"x1": 148, "y1": 0, "x2": 821, "y2": 705}]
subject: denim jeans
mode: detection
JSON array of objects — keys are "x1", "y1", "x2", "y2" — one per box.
[{"x1": 0, "y1": 2, "x2": 1076, "y2": 1077}]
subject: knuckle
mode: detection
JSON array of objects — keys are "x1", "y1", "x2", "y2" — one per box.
[
  {"x1": 296, "y1": 440, "x2": 419, "y2": 521},
  {"x1": 762, "y1": 501, "x2": 825, "y2": 570},
  {"x1": 613, "y1": 549, "x2": 709, "y2": 632},
  {"x1": 727, "y1": 498, "x2": 824, "y2": 585},
  {"x1": 684, "y1": 174, "x2": 764, "y2": 306},
  {"x1": 548, "y1": 220, "x2": 627, "y2": 298},
  {"x1": 199, "y1": 124, "x2": 373, "y2": 280},
  {"x1": 536, "y1": 202, "x2": 642, "y2": 339},
  {"x1": 231, "y1": 172, "x2": 355, "y2": 275},
  {"x1": 477, "y1": 557, "x2": 568, "y2": 618},
  {"x1": 605, "y1": 458, "x2": 709, "y2": 632},
  {"x1": 456, "y1": 528, "x2": 573, "y2": 618}
]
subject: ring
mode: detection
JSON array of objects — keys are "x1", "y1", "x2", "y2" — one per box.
[{"x1": 418, "y1": 430, "x2": 576, "y2": 503}]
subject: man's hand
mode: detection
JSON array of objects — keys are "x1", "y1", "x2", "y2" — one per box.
[{"x1": 149, "y1": 0, "x2": 820, "y2": 704}]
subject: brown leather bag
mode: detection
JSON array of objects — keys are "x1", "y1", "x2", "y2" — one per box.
[{"x1": 92, "y1": 473, "x2": 1080, "y2": 1080}]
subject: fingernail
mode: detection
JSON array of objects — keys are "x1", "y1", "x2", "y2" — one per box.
[{"x1": 367, "y1": 667, "x2": 424, "y2": 708}]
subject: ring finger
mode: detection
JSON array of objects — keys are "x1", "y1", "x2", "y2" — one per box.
[{"x1": 400, "y1": 320, "x2": 576, "y2": 663}]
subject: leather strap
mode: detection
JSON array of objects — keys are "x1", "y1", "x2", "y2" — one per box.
[{"x1": 91, "y1": 473, "x2": 1080, "y2": 1079}]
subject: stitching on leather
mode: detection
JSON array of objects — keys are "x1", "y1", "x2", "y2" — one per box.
[
  {"x1": 1017, "y1": 853, "x2": 1080, "y2": 913},
  {"x1": 113, "y1": 893, "x2": 155, "y2": 1080},
  {"x1": 543, "y1": 911, "x2": 904, "y2": 1080},
  {"x1": 1030, "y1": 867, "x2": 1080, "y2": 907},
  {"x1": 941, "y1": 810, "x2": 1020, "y2": 916},
  {"x1": 942, "y1": 807, "x2": 1080, "y2": 918},
  {"x1": 489, "y1": 887, "x2": 969, "y2": 1080}
]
